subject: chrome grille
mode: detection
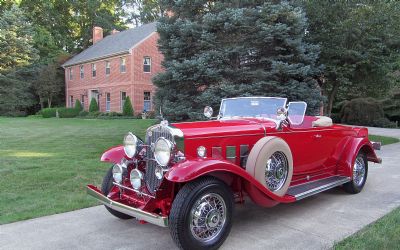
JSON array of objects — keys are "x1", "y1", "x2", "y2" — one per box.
[{"x1": 145, "y1": 125, "x2": 174, "y2": 194}]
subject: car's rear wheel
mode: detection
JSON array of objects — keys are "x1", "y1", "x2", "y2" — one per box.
[
  {"x1": 101, "y1": 166, "x2": 133, "y2": 219},
  {"x1": 344, "y1": 151, "x2": 368, "y2": 194},
  {"x1": 169, "y1": 177, "x2": 234, "y2": 250},
  {"x1": 246, "y1": 136, "x2": 293, "y2": 196}
]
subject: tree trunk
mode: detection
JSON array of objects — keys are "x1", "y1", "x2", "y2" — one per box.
[
  {"x1": 47, "y1": 97, "x2": 52, "y2": 108},
  {"x1": 39, "y1": 97, "x2": 44, "y2": 110},
  {"x1": 326, "y1": 83, "x2": 339, "y2": 116}
]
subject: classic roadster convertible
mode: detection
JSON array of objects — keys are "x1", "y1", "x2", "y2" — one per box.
[{"x1": 87, "y1": 97, "x2": 381, "y2": 250}]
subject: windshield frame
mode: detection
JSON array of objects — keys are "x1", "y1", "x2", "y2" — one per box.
[{"x1": 217, "y1": 97, "x2": 288, "y2": 121}]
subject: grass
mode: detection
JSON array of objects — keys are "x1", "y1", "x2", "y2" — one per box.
[
  {"x1": 368, "y1": 134, "x2": 400, "y2": 145},
  {"x1": 335, "y1": 207, "x2": 400, "y2": 250},
  {"x1": 0, "y1": 117, "x2": 156, "y2": 224}
]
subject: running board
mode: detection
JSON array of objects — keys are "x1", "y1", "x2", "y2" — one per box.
[{"x1": 288, "y1": 176, "x2": 350, "y2": 201}]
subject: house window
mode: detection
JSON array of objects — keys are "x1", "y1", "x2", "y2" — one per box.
[
  {"x1": 105, "y1": 61, "x2": 111, "y2": 75},
  {"x1": 69, "y1": 67, "x2": 73, "y2": 80},
  {"x1": 143, "y1": 57, "x2": 151, "y2": 73},
  {"x1": 144, "y1": 91, "x2": 151, "y2": 111},
  {"x1": 81, "y1": 95, "x2": 85, "y2": 110},
  {"x1": 69, "y1": 96, "x2": 74, "y2": 108},
  {"x1": 92, "y1": 63, "x2": 96, "y2": 77},
  {"x1": 106, "y1": 93, "x2": 111, "y2": 112},
  {"x1": 120, "y1": 57, "x2": 126, "y2": 73},
  {"x1": 80, "y1": 65, "x2": 84, "y2": 79},
  {"x1": 120, "y1": 91, "x2": 126, "y2": 111}
]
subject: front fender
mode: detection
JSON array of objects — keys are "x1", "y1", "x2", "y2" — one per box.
[
  {"x1": 337, "y1": 136, "x2": 381, "y2": 177},
  {"x1": 101, "y1": 145, "x2": 125, "y2": 164},
  {"x1": 165, "y1": 159, "x2": 295, "y2": 205}
]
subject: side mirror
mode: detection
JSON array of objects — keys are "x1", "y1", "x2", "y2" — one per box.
[
  {"x1": 276, "y1": 107, "x2": 287, "y2": 121},
  {"x1": 287, "y1": 102, "x2": 307, "y2": 125},
  {"x1": 204, "y1": 106, "x2": 213, "y2": 119}
]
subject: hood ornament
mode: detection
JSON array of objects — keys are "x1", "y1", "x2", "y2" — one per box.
[{"x1": 160, "y1": 106, "x2": 168, "y2": 126}]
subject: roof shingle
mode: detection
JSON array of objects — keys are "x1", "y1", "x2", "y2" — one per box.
[{"x1": 62, "y1": 22, "x2": 157, "y2": 67}]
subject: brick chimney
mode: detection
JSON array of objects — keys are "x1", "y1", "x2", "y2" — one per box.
[
  {"x1": 111, "y1": 29, "x2": 120, "y2": 35},
  {"x1": 92, "y1": 26, "x2": 103, "y2": 44}
]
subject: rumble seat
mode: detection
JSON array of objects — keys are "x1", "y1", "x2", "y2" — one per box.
[{"x1": 312, "y1": 116, "x2": 333, "y2": 127}]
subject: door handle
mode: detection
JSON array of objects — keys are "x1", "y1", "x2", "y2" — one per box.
[{"x1": 314, "y1": 134, "x2": 322, "y2": 139}]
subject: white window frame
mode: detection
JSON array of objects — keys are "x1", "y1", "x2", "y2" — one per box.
[
  {"x1": 120, "y1": 91, "x2": 126, "y2": 111},
  {"x1": 92, "y1": 63, "x2": 96, "y2": 77},
  {"x1": 143, "y1": 57, "x2": 151, "y2": 73},
  {"x1": 69, "y1": 96, "x2": 74, "y2": 108},
  {"x1": 80, "y1": 65, "x2": 84, "y2": 79},
  {"x1": 120, "y1": 57, "x2": 126, "y2": 73},
  {"x1": 81, "y1": 95, "x2": 85, "y2": 110},
  {"x1": 143, "y1": 91, "x2": 151, "y2": 111},
  {"x1": 105, "y1": 61, "x2": 111, "y2": 75},
  {"x1": 106, "y1": 93, "x2": 111, "y2": 112},
  {"x1": 69, "y1": 67, "x2": 73, "y2": 80}
]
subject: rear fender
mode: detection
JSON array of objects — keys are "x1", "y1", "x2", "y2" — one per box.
[
  {"x1": 101, "y1": 145, "x2": 125, "y2": 164},
  {"x1": 337, "y1": 137, "x2": 381, "y2": 177},
  {"x1": 165, "y1": 159, "x2": 295, "y2": 206}
]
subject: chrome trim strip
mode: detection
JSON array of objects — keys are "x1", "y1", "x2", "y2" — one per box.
[
  {"x1": 293, "y1": 177, "x2": 350, "y2": 201},
  {"x1": 87, "y1": 185, "x2": 168, "y2": 227},
  {"x1": 113, "y1": 182, "x2": 155, "y2": 199},
  {"x1": 186, "y1": 133, "x2": 264, "y2": 140}
]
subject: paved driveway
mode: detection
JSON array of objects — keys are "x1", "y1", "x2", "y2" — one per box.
[{"x1": 1, "y1": 128, "x2": 399, "y2": 250}]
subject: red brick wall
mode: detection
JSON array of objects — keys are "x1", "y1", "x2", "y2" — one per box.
[{"x1": 65, "y1": 32, "x2": 162, "y2": 114}]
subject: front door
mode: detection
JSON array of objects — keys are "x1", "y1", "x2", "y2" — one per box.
[{"x1": 90, "y1": 90, "x2": 99, "y2": 109}]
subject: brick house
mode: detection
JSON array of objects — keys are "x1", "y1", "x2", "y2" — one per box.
[{"x1": 62, "y1": 22, "x2": 161, "y2": 114}]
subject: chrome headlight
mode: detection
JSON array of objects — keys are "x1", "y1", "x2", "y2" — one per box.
[
  {"x1": 112, "y1": 164, "x2": 123, "y2": 184},
  {"x1": 197, "y1": 146, "x2": 207, "y2": 158},
  {"x1": 154, "y1": 137, "x2": 173, "y2": 167},
  {"x1": 130, "y1": 169, "x2": 143, "y2": 190},
  {"x1": 123, "y1": 132, "x2": 138, "y2": 158}
]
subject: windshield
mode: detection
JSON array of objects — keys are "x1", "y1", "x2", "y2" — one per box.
[{"x1": 218, "y1": 97, "x2": 287, "y2": 120}]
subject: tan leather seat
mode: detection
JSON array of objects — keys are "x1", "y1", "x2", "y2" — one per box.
[{"x1": 312, "y1": 116, "x2": 333, "y2": 127}]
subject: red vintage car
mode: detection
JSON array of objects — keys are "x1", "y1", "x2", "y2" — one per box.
[{"x1": 87, "y1": 97, "x2": 381, "y2": 250}]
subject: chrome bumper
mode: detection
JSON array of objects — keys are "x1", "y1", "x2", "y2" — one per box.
[{"x1": 86, "y1": 185, "x2": 168, "y2": 227}]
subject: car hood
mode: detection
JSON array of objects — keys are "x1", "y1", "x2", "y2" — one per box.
[{"x1": 171, "y1": 119, "x2": 276, "y2": 139}]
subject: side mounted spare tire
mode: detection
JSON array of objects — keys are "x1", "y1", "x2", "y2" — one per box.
[{"x1": 246, "y1": 136, "x2": 293, "y2": 197}]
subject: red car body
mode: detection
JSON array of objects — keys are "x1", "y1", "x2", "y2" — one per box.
[{"x1": 87, "y1": 97, "x2": 381, "y2": 249}]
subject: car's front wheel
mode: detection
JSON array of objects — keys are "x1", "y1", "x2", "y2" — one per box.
[
  {"x1": 169, "y1": 177, "x2": 234, "y2": 250},
  {"x1": 101, "y1": 165, "x2": 133, "y2": 219}
]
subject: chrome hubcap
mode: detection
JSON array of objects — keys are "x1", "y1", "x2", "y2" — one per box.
[
  {"x1": 353, "y1": 156, "x2": 366, "y2": 186},
  {"x1": 189, "y1": 193, "x2": 226, "y2": 242},
  {"x1": 265, "y1": 151, "x2": 288, "y2": 191}
]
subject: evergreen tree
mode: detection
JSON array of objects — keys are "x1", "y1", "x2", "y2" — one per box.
[
  {"x1": 74, "y1": 99, "x2": 83, "y2": 111},
  {"x1": 122, "y1": 96, "x2": 134, "y2": 116},
  {"x1": 89, "y1": 98, "x2": 99, "y2": 112},
  {"x1": 154, "y1": 0, "x2": 323, "y2": 121}
]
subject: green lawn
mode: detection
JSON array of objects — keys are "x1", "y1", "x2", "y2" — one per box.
[
  {"x1": 368, "y1": 134, "x2": 400, "y2": 145},
  {"x1": 335, "y1": 207, "x2": 400, "y2": 250},
  {"x1": 0, "y1": 117, "x2": 156, "y2": 224}
]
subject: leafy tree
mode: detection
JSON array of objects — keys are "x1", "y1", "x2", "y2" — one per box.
[
  {"x1": 123, "y1": 0, "x2": 163, "y2": 26},
  {"x1": 0, "y1": 74, "x2": 35, "y2": 116},
  {"x1": 33, "y1": 63, "x2": 64, "y2": 109},
  {"x1": 299, "y1": 0, "x2": 400, "y2": 115},
  {"x1": 89, "y1": 98, "x2": 99, "y2": 112},
  {"x1": 74, "y1": 99, "x2": 83, "y2": 111},
  {"x1": 0, "y1": 4, "x2": 38, "y2": 73},
  {"x1": 154, "y1": 0, "x2": 323, "y2": 121},
  {"x1": 122, "y1": 96, "x2": 134, "y2": 116}
]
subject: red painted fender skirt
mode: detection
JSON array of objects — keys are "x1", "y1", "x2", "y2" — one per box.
[
  {"x1": 165, "y1": 158, "x2": 295, "y2": 206},
  {"x1": 100, "y1": 145, "x2": 125, "y2": 164}
]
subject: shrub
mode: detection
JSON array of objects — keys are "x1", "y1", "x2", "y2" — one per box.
[
  {"x1": 86, "y1": 111, "x2": 101, "y2": 118},
  {"x1": 58, "y1": 107, "x2": 79, "y2": 118},
  {"x1": 74, "y1": 100, "x2": 83, "y2": 111},
  {"x1": 89, "y1": 98, "x2": 99, "y2": 112},
  {"x1": 78, "y1": 110, "x2": 89, "y2": 117},
  {"x1": 381, "y1": 89, "x2": 400, "y2": 124},
  {"x1": 122, "y1": 96, "x2": 134, "y2": 116},
  {"x1": 340, "y1": 98, "x2": 395, "y2": 127},
  {"x1": 42, "y1": 108, "x2": 57, "y2": 118}
]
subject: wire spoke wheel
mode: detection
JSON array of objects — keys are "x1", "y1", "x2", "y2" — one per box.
[
  {"x1": 189, "y1": 193, "x2": 227, "y2": 243},
  {"x1": 353, "y1": 156, "x2": 366, "y2": 186},
  {"x1": 265, "y1": 151, "x2": 289, "y2": 191}
]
